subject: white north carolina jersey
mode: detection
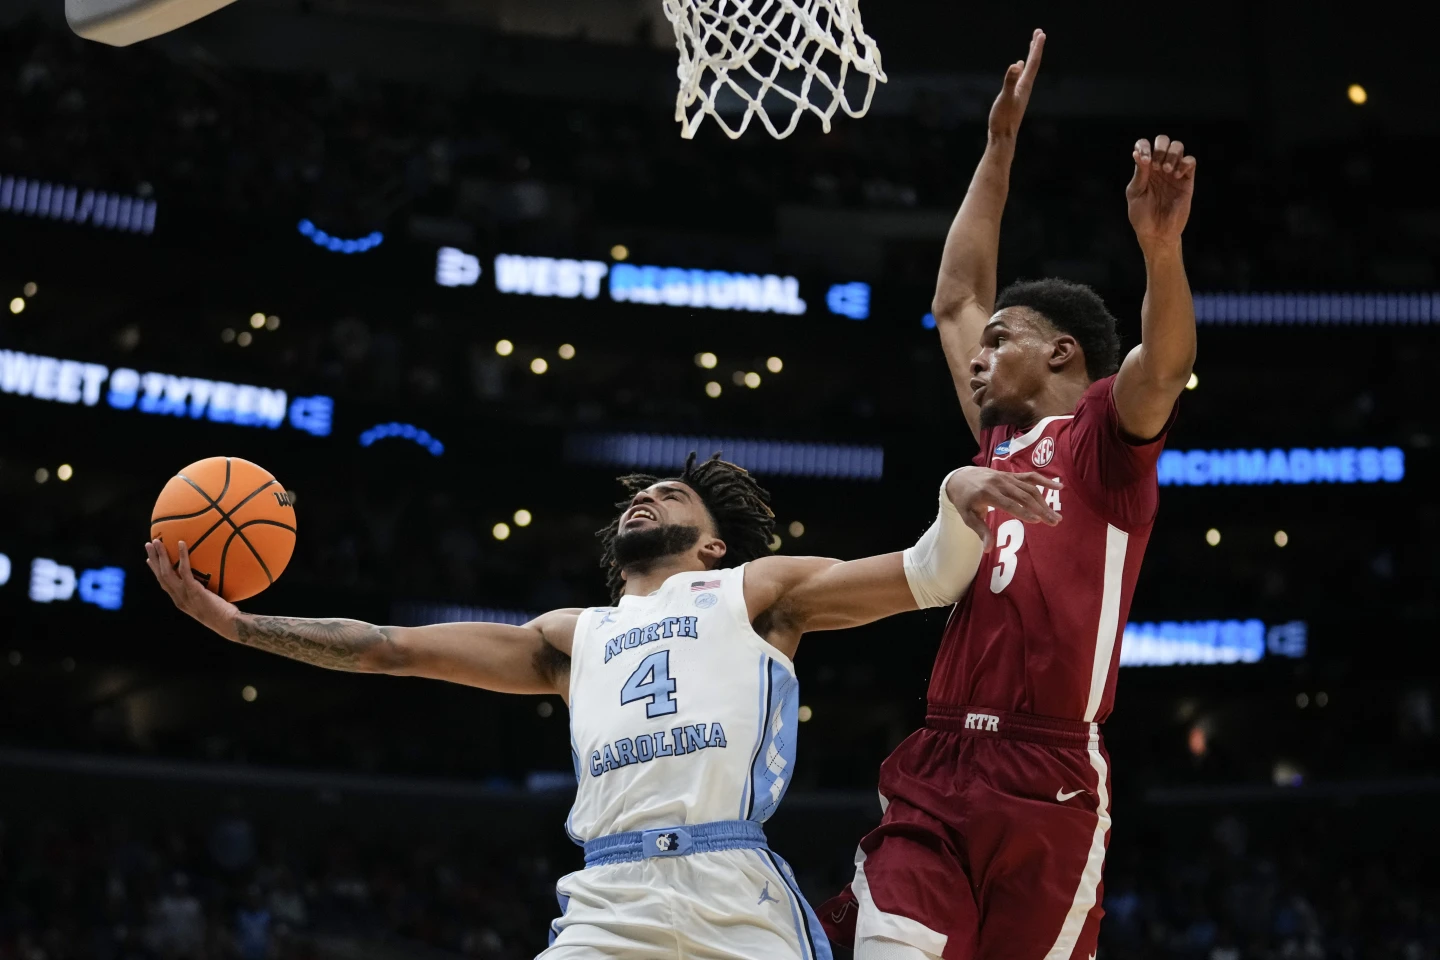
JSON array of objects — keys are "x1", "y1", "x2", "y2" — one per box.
[{"x1": 564, "y1": 564, "x2": 801, "y2": 842}]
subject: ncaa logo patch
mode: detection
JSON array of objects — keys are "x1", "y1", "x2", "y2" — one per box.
[
  {"x1": 695, "y1": 592, "x2": 719, "y2": 609},
  {"x1": 1032, "y1": 436, "x2": 1055, "y2": 468},
  {"x1": 994, "y1": 440, "x2": 1012, "y2": 457}
]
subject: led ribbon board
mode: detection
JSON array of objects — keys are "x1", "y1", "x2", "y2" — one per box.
[
  {"x1": 0, "y1": 551, "x2": 126, "y2": 611},
  {"x1": 436, "y1": 247, "x2": 483, "y2": 287},
  {"x1": 393, "y1": 602, "x2": 536, "y2": 626},
  {"x1": 298, "y1": 219, "x2": 383, "y2": 254},
  {"x1": 490, "y1": 253, "x2": 807, "y2": 315},
  {"x1": 826, "y1": 283, "x2": 871, "y2": 320},
  {"x1": 1194, "y1": 292, "x2": 1437, "y2": 325},
  {"x1": 1, "y1": 174, "x2": 156, "y2": 235},
  {"x1": 359, "y1": 423, "x2": 444, "y2": 456},
  {"x1": 609, "y1": 263, "x2": 805, "y2": 315},
  {"x1": 1120, "y1": 619, "x2": 1307, "y2": 666},
  {"x1": 493, "y1": 255, "x2": 608, "y2": 299},
  {"x1": 1159, "y1": 447, "x2": 1404, "y2": 487},
  {"x1": 565, "y1": 433, "x2": 884, "y2": 480},
  {"x1": 923, "y1": 295, "x2": 1440, "y2": 330},
  {"x1": 0, "y1": 350, "x2": 333, "y2": 437}
]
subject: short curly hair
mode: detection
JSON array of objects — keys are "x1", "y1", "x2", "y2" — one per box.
[
  {"x1": 595, "y1": 452, "x2": 776, "y2": 603},
  {"x1": 995, "y1": 278, "x2": 1122, "y2": 381}
]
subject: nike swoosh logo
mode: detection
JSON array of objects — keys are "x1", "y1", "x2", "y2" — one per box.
[{"x1": 1056, "y1": 788, "x2": 1085, "y2": 802}]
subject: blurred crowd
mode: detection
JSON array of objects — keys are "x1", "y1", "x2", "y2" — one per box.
[
  {"x1": 1, "y1": 804, "x2": 1436, "y2": 960},
  {"x1": 0, "y1": 809, "x2": 565, "y2": 960},
  {"x1": 1102, "y1": 812, "x2": 1440, "y2": 960}
]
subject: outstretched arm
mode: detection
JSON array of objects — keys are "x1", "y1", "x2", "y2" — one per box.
[
  {"x1": 932, "y1": 29, "x2": 1045, "y2": 442},
  {"x1": 742, "y1": 467, "x2": 1061, "y2": 656},
  {"x1": 145, "y1": 539, "x2": 576, "y2": 697},
  {"x1": 1113, "y1": 135, "x2": 1198, "y2": 439}
]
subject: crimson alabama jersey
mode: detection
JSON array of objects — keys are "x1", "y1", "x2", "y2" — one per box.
[{"x1": 929, "y1": 374, "x2": 1177, "y2": 723}]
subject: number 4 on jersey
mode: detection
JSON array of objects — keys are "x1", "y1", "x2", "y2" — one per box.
[{"x1": 621, "y1": 650, "x2": 678, "y2": 718}]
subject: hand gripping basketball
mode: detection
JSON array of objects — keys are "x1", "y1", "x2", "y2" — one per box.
[
  {"x1": 146, "y1": 537, "x2": 239, "y2": 628},
  {"x1": 149, "y1": 457, "x2": 297, "y2": 602}
]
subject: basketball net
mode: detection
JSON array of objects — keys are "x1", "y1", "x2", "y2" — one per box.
[{"x1": 662, "y1": 0, "x2": 886, "y2": 140}]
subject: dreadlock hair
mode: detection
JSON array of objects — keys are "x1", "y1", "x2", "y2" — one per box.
[
  {"x1": 995, "y1": 277, "x2": 1122, "y2": 381},
  {"x1": 596, "y1": 451, "x2": 775, "y2": 603}
]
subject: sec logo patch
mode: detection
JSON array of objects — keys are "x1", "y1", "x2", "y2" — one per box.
[{"x1": 1032, "y1": 436, "x2": 1055, "y2": 468}]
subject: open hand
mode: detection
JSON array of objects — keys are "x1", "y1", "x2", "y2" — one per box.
[
  {"x1": 1126, "y1": 135, "x2": 1197, "y2": 251},
  {"x1": 144, "y1": 538, "x2": 238, "y2": 628},
  {"x1": 945, "y1": 467, "x2": 1062, "y2": 552},
  {"x1": 988, "y1": 29, "x2": 1045, "y2": 140}
]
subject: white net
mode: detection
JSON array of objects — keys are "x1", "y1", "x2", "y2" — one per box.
[{"x1": 662, "y1": 0, "x2": 886, "y2": 140}]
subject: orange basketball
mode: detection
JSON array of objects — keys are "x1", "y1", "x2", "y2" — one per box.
[{"x1": 150, "y1": 457, "x2": 297, "y2": 602}]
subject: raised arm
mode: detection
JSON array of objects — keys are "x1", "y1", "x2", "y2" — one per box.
[
  {"x1": 1113, "y1": 134, "x2": 1198, "y2": 439},
  {"x1": 932, "y1": 29, "x2": 1045, "y2": 442},
  {"x1": 145, "y1": 539, "x2": 576, "y2": 697},
  {"x1": 741, "y1": 467, "x2": 1061, "y2": 656}
]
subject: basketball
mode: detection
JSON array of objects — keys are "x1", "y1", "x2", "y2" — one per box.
[{"x1": 150, "y1": 457, "x2": 297, "y2": 602}]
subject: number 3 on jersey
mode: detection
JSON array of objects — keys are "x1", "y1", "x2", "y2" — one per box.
[
  {"x1": 621, "y1": 650, "x2": 678, "y2": 718},
  {"x1": 989, "y1": 518, "x2": 1025, "y2": 594}
]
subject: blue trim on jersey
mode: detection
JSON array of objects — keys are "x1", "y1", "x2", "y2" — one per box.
[
  {"x1": 739, "y1": 653, "x2": 770, "y2": 819},
  {"x1": 755, "y1": 850, "x2": 811, "y2": 960},
  {"x1": 548, "y1": 889, "x2": 571, "y2": 946},
  {"x1": 564, "y1": 750, "x2": 583, "y2": 845},
  {"x1": 758, "y1": 848, "x2": 831, "y2": 960},
  {"x1": 747, "y1": 659, "x2": 800, "y2": 822},
  {"x1": 565, "y1": 690, "x2": 583, "y2": 844},
  {"x1": 583, "y1": 819, "x2": 767, "y2": 867}
]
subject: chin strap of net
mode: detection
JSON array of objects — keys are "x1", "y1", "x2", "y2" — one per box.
[{"x1": 663, "y1": 0, "x2": 886, "y2": 140}]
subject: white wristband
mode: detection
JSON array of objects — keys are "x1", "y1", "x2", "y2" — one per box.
[{"x1": 902, "y1": 469, "x2": 984, "y2": 609}]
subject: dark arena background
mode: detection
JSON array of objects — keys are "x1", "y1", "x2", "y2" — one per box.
[{"x1": 2, "y1": 1, "x2": 1438, "y2": 958}]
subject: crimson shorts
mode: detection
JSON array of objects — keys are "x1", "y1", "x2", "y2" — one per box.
[{"x1": 820, "y1": 705, "x2": 1113, "y2": 960}]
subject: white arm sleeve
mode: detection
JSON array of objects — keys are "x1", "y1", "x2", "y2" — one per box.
[{"x1": 902, "y1": 470, "x2": 985, "y2": 609}]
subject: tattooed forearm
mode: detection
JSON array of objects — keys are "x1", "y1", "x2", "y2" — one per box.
[{"x1": 233, "y1": 616, "x2": 403, "y2": 672}]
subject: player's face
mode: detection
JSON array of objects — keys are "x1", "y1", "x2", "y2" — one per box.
[
  {"x1": 618, "y1": 482, "x2": 713, "y2": 536},
  {"x1": 612, "y1": 481, "x2": 726, "y2": 570},
  {"x1": 970, "y1": 308, "x2": 1054, "y2": 429}
]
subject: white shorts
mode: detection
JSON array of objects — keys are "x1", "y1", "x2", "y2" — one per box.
[{"x1": 539, "y1": 847, "x2": 831, "y2": 960}]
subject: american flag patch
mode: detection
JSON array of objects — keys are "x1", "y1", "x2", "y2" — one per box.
[{"x1": 691, "y1": 580, "x2": 721, "y2": 592}]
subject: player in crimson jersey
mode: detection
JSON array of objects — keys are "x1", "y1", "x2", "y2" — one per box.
[{"x1": 820, "y1": 29, "x2": 1199, "y2": 960}]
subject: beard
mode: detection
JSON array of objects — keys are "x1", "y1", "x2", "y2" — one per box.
[
  {"x1": 978, "y1": 396, "x2": 1034, "y2": 430},
  {"x1": 612, "y1": 523, "x2": 703, "y2": 573}
]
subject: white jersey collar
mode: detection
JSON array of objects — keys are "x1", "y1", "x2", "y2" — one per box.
[
  {"x1": 618, "y1": 567, "x2": 719, "y2": 603},
  {"x1": 993, "y1": 414, "x2": 1075, "y2": 460}
]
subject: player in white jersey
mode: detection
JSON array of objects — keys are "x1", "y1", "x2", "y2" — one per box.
[{"x1": 145, "y1": 453, "x2": 1062, "y2": 959}]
